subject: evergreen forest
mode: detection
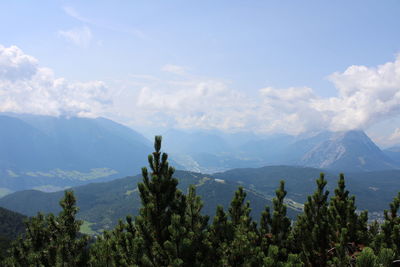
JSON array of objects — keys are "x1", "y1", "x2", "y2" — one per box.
[{"x1": 3, "y1": 136, "x2": 400, "y2": 267}]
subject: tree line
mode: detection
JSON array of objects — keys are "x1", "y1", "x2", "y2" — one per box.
[{"x1": 3, "y1": 136, "x2": 400, "y2": 266}]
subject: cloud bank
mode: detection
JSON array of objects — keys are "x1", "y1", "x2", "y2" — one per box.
[
  {"x1": 1, "y1": 44, "x2": 400, "y2": 139},
  {"x1": 0, "y1": 45, "x2": 111, "y2": 117},
  {"x1": 137, "y1": 56, "x2": 400, "y2": 135},
  {"x1": 324, "y1": 58, "x2": 400, "y2": 131}
]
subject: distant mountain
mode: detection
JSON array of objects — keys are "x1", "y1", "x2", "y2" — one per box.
[
  {"x1": 0, "y1": 170, "x2": 300, "y2": 233},
  {"x1": 168, "y1": 129, "x2": 399, "y2": 173},
  {"x1": 0, "y1": 113, "x2": 152, "y2": 192},
  {"x1": 383, "y1": 146, "x2": 400, "y2": 165},
  {"x1": 299, "y1": 130, "x2": 398, "y2": 172},
  {"x1": 237, "y1": 130, "x2": 397, "y2": 172},
  {"x1": 1, "y1": 112, "x2": 398, "y2": 195},
  {"x1": 278, "y1": 131, "x2": 336, "y2": 164}
]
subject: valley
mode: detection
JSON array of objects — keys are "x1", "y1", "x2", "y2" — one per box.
[{"x1": 1, "y1": 113, "x2": 400, "y2": 235}]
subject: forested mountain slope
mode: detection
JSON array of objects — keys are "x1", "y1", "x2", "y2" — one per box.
[
  {"x1": 214, "y1": 165, "x2": 400, "y2": 212},
  {"x1": 0, "y1": 170, "x2": 296, "y2": 233},
  {"x1": 0, "y1": 207, "x2": 26, "y2": 260}
]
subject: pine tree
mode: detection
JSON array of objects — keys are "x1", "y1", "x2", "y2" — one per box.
[
  {"x1": 6, "y1": 213, "x2": 52, "y2": 266},
  {"x1": 270, "y1": 181, "x2": 291, "y2": 260},
  {"x1": 219, "y1": 186, "x2": 263, "y2": 267},
  {"x1": 182, "y1": 185, "x2": 210, "y2": 266},
  {"x1": 164, "y1": 185, "x2": 210, "y2": 267},
  {"x1": 89, "y1": 216, "x2": 143, "y2": 266},
  {"x1": 208, "y1": 205, "x2": 233, "y2": 265},
  {"x1": 88, "y1": 231, "x2": 115, "y2": 267},
  {"x1": 355, "y1": 247, "x2": 377, "y2": 267},
  {"x1": 368, "y1": 220, "x2": 382, "y2": 253},
  {"x1": 259, "y1": 205, "x2": 272, "y2": 257},
  {"x1": 259, "y1": 181, "x2": 292, "y2": 264},
  {"x1": 5, "y1": 191, "x2": 89, "y2": 266},
  {"x1": 229, "y1": 186, "x2": 251, "y2": 227},
  {"x1": 377, "y1": 248, "x2": 395, "y2": 267},
  {"x1": 328, "y1": 174, "x2": 368, "y2": 265},
  {"x1": 294, "y1": 173, "x2": 331, "y2": 267},
  {"x1": 55, "y1": 191, "x2": 90, "y2": 265},
  {"x1": 329, "y1": 174, "x2": 368, "y2": 244},
  {"x1": 135, "y1": 135, "x2": 187, "y2": 266},
  {"x1": 380, "y1": 192, "x2": 400, "y2": 257},
  {"x1": 91, "y1": 136, "x2": 210, "y2": 267}
]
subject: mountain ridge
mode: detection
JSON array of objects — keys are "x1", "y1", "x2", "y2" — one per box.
[
  {"x1": 1, "y1": 113, "x2": 399, "y2": 196},
  {"x1": 299, "y1": 130, "x2": 398, "y2": 171},
  {"x1": 0, "y1": 170, "x2": 297, "y2": 233},
  {"x1": 0, "y1": 113, "x2": 153, "y2": 192}
]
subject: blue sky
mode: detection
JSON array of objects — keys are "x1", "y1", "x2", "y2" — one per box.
[{"x1": 0, "y1": 1, "x2": 400, "y2": 146}]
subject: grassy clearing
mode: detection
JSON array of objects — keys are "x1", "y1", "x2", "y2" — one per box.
[{"x1": 80, "y1": 220, "x2": 97, "y2": 235}]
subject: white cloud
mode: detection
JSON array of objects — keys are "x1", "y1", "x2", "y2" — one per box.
[
  {"x1": 135, "y1": 83, "x2": 329, "y2": 135},
  {"x1": 132, "y1": 55, "x2": 400, "y2": 136},
  {"x1": 161, "y1": 64, "x2": 187, "y2": 75},
  {"x1": 0, "y1": 45, "x2": 38, "y2": 81},
  {"x1": 316, "y1": 55, "x2": 400, "y2": 131},
  {"x1": 257, "y1": 87, "x2": 326, "y2": 134},
  {"x1": 58, "y1": 26, "x2": 93, "y2": 47},
  {"x1": 0, "y1": 45, "x2": 111, "y2": 117},
  {"x1": 136, "y1": 80, "x2": 254, "y2": 130},
  {"x1": 2, "y1": 44, "x2": 400, "y2": 141}
]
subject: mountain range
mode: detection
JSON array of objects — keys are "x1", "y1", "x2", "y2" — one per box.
[
  {"x1": 162, "y1": 129, "x2": 400, "y2": 173},
  {"x1": 0, "y1": 113, "x2": 152, "y2": 193},
  {"x1": 0, "y1": 113, "x2": 399, "y2": 196}
]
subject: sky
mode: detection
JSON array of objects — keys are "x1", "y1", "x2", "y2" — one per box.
[{"x1": 0, "y1": 1, "x2": 400, "y2": 146}]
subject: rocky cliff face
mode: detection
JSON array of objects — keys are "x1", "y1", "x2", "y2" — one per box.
[{"x1": 300, "y1": 130, "x2": 398, "y2": 171}]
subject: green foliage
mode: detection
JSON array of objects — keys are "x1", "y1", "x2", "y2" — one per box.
[
  {"x1": 328, "y1": 174, "x2": 369, "y2": 265},
  {"x1": 356, "y1": 247, "x2": 377, "y2": 267},
  {"x1": 3, "y1": 135, "x2": 400, "y2": 266},
  {"x1": 0, "y1": 207, "x2": 26, "y2": 260},
  {"x1": 134, "y1": 136, "x2": 188, "y2": 266},
  {"x1": 377, "y1": 248, "x2": 395, "y2": 267},
  {"x1": 270, "y1": 181, "x2": 291, "y2": 260},
  {"x1": 208, "y1": 205, "x2": 233, "y2": 263},
  {"x1": 89, "y1": 216, "x2": 143, "y2": 266},
  {"x1": 176, "y1": 185, "x2": 210, "y2": 266},
  {"x1": 0, "y1": 207, "x2": 26, "y2": 240},
  {"x1": 218, "y1": 187, "x2": 264, "y2": 267},
  {"x1": 380, "y1": 192, "x2": 400, "y2": 256},
  {"x1": 259, "y1": 180, "x2": 293, "y2": 265},
  {"x1": 294, "y1": 173, "x2": 331, "y2": 267},
  {"x1": 4, "y1": 191, "x2": 89, "y2": 266}
]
